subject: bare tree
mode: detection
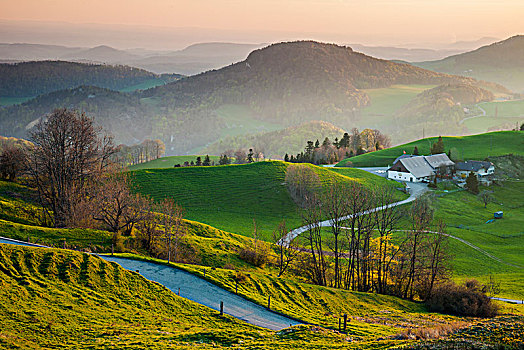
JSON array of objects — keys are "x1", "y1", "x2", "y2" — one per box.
[
  {"x1": 28, "y1": 108, "x2": 116, "y2": 227},
  {"x1": 272, "y1": 220, "x2": 300, "y2": 277},
  {"x1": 301, "y1": 193, "x2": 327, "y2": 286},
  {"x1": 285, "y1": 164, "x2": 321, "y2": 208},
  {"x1": 478, "y1": 190, "x2": 494, "y2": 208},
  {"x1": 157, "y1": 198, "x2": 185, "y2": 263},
  {"x1": 0, "y1": 145, "x2": 28, "y2": 181}
]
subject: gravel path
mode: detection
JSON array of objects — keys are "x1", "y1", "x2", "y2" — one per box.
[{"x1": 0, "y1": 237, "x2": 300, "y2": 330}]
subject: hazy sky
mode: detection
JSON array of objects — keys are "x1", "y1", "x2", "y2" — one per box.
[{"x1": 1, "y1": 0, "x2": 523, "y2": 48}]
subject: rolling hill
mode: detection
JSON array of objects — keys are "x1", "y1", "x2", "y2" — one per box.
[
  {"x1": 336, "y1": 131, "x2": 524, "y2": 167},
  {"x1": 203, "y1": 120, "x2": 346, "y2": 158},
  {"x1": 0, "y1": 41, "x2": 504, "y2": 154},
  {"x1": 415, "y1": 35, "x2": 524, "y2": 93},
  {"x1": 0, "y1": 61, "x2": 181, "y2": 99},
  {"x1": 388, "y1": 83, "x2": 495, "y2": 141},
  {"x1": 130, "y1": 160, "x2": 406, "y2": 239}
]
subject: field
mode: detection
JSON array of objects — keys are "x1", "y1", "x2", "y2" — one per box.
[
  {"x1": 215, "y1": 104, "x2": 283, "y2": 139},
  {"x1": 431, "y1": 180, "x2": 524, "y2": 300},
  {"x1": 128, "y1": 155, "x2": 223, "y2": 170},
  {"x1": 130, "y1": 161, "x2": 406, "y2": 240},
  {"x1": 462, "y1": 100, "x2": 524, "y2": 134},
  {"x1": 336, "y1": 131, "x2": 524, "y2": 167},
  {"x1": 357, "y1": 84, "x2": 435, "y2": 129}
]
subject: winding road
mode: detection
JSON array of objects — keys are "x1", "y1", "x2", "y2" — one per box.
[
  {"x1": 278, "y1": 182, "x2": 428, "y2": 247},
  {"x1": 459, "y1": 104, "x2": 486, "y2": 125},
  {"x1": 0, "y1": 237, "x2": 300, "y2": 330}
]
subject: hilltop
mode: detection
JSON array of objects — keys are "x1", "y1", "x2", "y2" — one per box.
[
  {"x1": 0, "y1": 41, "x2": 502, "y2": 154},
  {"x1": 203, "y1": 120, "x2": 346, "y2": 158},
  {"x1": 336, "y1": 131, "x2": 524, "y2": 167},
  {"x1": 415, "y1": 35, "x2": 524, "y2": 93}
]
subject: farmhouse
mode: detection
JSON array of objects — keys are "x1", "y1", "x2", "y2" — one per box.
[
  {"x1": 455, "y1": 160, "x2": 495, "y2": 179},
  {"x1": 387, "y1": 153, "x2": 454, "y2": 182}
]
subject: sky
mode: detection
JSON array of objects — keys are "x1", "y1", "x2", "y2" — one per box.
[{"x1": 1, "y1": 0, "x2": 523, "y2": 49}]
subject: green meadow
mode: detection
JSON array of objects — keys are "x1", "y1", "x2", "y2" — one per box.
[
  {"x1": 358, "y1": 84, "x2": 435, "y2": 128},
  {"x1": 130, "y1": 161, "x2": 406, "y2": 239},
  {"x1": 336, "y1": 131, "x2": 524, "y2": 167}
]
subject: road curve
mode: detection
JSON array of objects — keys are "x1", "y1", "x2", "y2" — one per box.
[
  {"x1": 279, "y1": 183, "x2": 427, "y2": 247},
  {"x1": 0, "y1": 237, "x2": 300, "y2": 331}
]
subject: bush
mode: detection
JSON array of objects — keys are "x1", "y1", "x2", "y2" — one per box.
[
  {"x1": 426, "y1": 280, "x2": 499, "y2": 317},
  {"x1": 239, "y1": 245, "x2": 269, "y2": 267}
]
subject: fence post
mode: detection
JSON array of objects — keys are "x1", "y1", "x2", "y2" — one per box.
[
  {"x1": 111, "y1": 243, "x2": 114, "y2": 256},
  {"x1": 338, "y1": 318, "x2": 341, "y2": 332},
  {"x1": 235, "y1": 280, "x2": 238, "y2": 294},
  {"x1": 178, "y1": 288, "x2": 180, "y2": 296},
  {"x1": 343, "y1": 314, "x2": 347, "y2": 333},
  {"x1": 220, "y1": 301, "x2": 224, "y2": 315},
  {"x1": 63, "y1": 239, "x2": 66, "y2": 249},
  {"x1": 267, "y1": 295, "x2": 271, "y2": 309},
  {"x1": 204, "y1": 268, "x2": 206, "y2": 278}
]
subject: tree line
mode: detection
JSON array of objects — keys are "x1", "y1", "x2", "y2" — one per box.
[{"x1": 284, "y1": 128, "x2": 391, "y2": 165}]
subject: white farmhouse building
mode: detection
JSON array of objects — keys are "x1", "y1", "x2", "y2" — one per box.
[{"x1": 387, "y1": 153, "x2": 454, "y2": 183}]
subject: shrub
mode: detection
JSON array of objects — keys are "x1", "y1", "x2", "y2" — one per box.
[
  {"x1": 426, "y1": 280, "x2": 499, "y2": 317},
  {"x1": 239, "y1": 245, "x2": 269, "y2": 267}
]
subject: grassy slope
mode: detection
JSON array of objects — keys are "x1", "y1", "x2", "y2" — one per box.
[
  {"x1": 128, "y1": 155, "x2": 222, "y2": 171},
  {"x1": 0, "y1": 244, "x2": 272, "y2": 349},
  {"x1": 357, "y1": 84, "x2": 436, "y2": 129},
  {"x1": 432, "y1": 180, "x2": 524, "y2": 300},
  {"x1": 336, "y1": 131, "x2": 524, "y2": 167},
  {"x1": 130, "y1": 161, "x2": 406, "y2": 239}
]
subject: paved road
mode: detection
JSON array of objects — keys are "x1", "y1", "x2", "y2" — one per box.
[
  {"x1": 278, "y1": 183, "x2": 428, "y2": 247},
  {"x1": 459, "y1": 104, "x2": 486, "y2": 125},
  {"x1": 0, "y1": 238, "x2": 300, "y2": 331}
]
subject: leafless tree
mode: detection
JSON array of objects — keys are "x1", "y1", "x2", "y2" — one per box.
[
  {"x1": 0, "y1": 145, "x2": 28, "y2": 181},
  {"x1": 302, "y1": 193, "x2": 327, "y2": 286},
  {"x1": 157, "y1": 198, "x2": 185, "y2": 263},
  {"x1": 28, "y1": 108, "x2": 116, "y2": 227},
  {"x1": 272, "y1": 220, "x2": 300, "y2": 277},
  {"x1": 285, "y1": 164, "x2": 321, "y2": 208}
]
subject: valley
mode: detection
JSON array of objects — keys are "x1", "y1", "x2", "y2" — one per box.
[{"x1": 0, "y1": 25, "x2": 523, "y2": 349}]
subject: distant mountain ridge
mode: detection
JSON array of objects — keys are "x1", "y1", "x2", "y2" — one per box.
[
  {"x1": 414, "y1": 35, "x2": 524, "y2": 92},
  {"x1": 0, "y1": 40, "x2": 506, "y2": 154}
]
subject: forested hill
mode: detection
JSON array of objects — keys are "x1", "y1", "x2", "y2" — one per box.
[
  {"x1": 144, "y1": 41, "x2": 482, "y2": 125},
  {"x1": 390, "y1": 83, "x2": 495, "y2": 141},
  {"x1": 414, "y1": 35, "x2": 524, "y2": 92},
  {"x1": 0, "y1": 61, "x2": 181, "y2": 97}
]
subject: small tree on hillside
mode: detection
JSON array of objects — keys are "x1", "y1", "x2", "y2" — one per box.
[
  {"x1": 284, "y1": 153, "x2": 289, "y2": 162},
  {"x1": 203, "y1": 155, "x2": 211, "y2": 166},
  {"x1": 413, "y1": 146, "x2": 419, "y2": 156},
  {"x1": 0, "y1": 145, "x2": 27, "y2": 181},
  {"x1": 195, "y1": 156, "x2": 202, "y2": 166},
  {"x1": 466, "y1": 171, "x2": 479, "y2": 194},
  {"x1": 431, "y1": 136, "x2": 445, "y2": 154},
  {"x1": 247, "y1": 148, "x2": 254, "y2": 163},
  {"x1": 235, "y1": 150, "x2": 247, "y2": 164},
  {"x1": 478, "y1": 190, "x2": 494, "y2": 208}
]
